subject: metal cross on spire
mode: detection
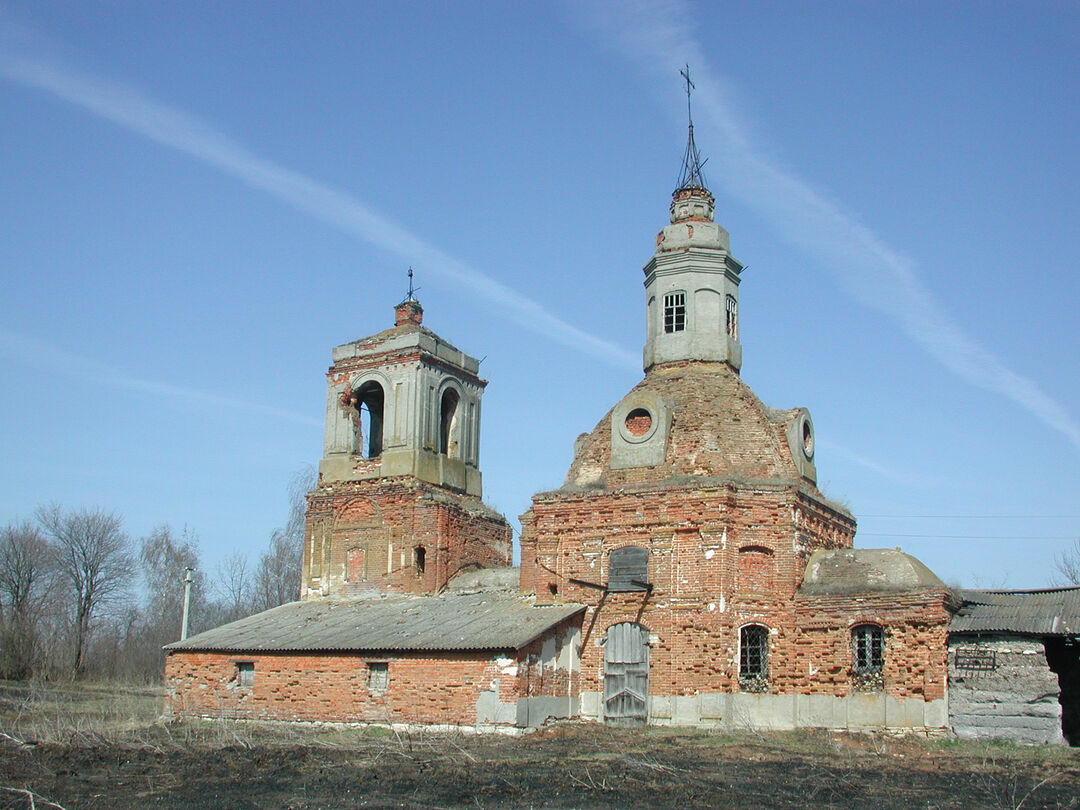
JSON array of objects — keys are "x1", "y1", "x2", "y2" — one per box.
[
  {"x1": 676, "y1": 64, "x2": 709, "y2": 192},
  {"x1": 403, "y1": 267, "x2": 421, "y2": 302},
  {"x1": 681, "y1": 64, "x2": 695, "y2": 126}
]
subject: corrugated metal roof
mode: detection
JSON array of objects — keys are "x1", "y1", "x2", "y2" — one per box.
[
  {"x1": 950, "y1": 587, "x2": 1080, "y2": 636},
  {"x1": 165, "y1": 592, "x2": 584, "y2": 653}
]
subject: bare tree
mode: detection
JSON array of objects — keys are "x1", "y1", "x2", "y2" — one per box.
[
  {"x1": 213, "y1": 551, "x2": 252, "y2": 623},
  {"x1": 124, "y1": 524, "x2": 208, "y2": 679},
  {"x1": 254, "y1": 528, "x2": 302, "y2": 611},
  {"x1": 1054, "y1": 538, "x2": 1080, "y2": 586},
  {"x1": 253, "y1": 466, "x2": 314, "y2": 611},
  {"x1": 140, "y1": 525, "x2": 203, "y2": 638},
  {"x1": 37, "y1": 505, "x2": 132, "y2": 677},
  {"x1": 0, "y1": 521, "x2": 56, "y2": 678}
]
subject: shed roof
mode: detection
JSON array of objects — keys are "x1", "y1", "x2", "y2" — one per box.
[
  {"x1": 950, "y1": 587, "x2": 1080, "y2": 637},
  {"x1": 165, "y1": 592, "x2": 584, "y2": 654}
]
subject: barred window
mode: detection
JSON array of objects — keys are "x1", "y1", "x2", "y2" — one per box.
[
  {"x1": 663, "y1": 292, "x2": 686, "y2": 333},
  {"x1": 852, "y1": 624, "x2": 884, "y2": 674},
  {"x1": 739, "y1": 624, "x2": 769, "y2": 679}
]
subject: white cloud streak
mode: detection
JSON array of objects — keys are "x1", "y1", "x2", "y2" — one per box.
[
  {"x1": 574, "y1": 0, "x2": 1080, "y2": 452},
  {"x1": 0, "y1": 39, "x2": 640, "y2": 373},
  {"x1": 0, "y1": 328, "x2": 321, "y2": 426}
]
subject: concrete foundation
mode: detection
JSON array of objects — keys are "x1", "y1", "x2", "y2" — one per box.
[{"x1": 579, "y1": 691, "x2": 947, "y2": 732}]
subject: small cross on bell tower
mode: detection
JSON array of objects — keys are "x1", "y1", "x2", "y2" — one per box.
[{"x1": 394, "y1": 267, "x2": 424, "y2": 327}]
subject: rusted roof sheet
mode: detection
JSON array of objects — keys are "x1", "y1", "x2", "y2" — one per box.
[
  {"x1": 950, "y1": 587, "x2": 1080, "y2": 636},
  {"x1": 165, "y1": 592, "x2": 584, "y2": 654}
]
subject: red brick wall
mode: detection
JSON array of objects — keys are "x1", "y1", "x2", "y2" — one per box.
[
  {"x1": 165, "y1": 616, "x2": 582, "y2": 726},
  {"x1": 303, "y1": 477, "x2": 512, "y2": 598},
  {"x1": 520, "y1": 481, "x2": 948, "y2": 702},
  {"x1": 165, "y1": 650, "x2": 524, "y2": 725},
  {"x1": 791, "y1": 591, "x2": 952, "y2": 700}
]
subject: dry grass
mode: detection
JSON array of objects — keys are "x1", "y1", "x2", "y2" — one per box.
[{"x1": 0, "y1": 681, "x2": 1078, "y2": 809}]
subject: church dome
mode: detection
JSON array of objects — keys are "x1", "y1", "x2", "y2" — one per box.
[{"x1": 561, "y1": 361, "x2": 822, "y2": 493}]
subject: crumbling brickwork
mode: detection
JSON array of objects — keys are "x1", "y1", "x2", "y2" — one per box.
[
  {"x1": 164, "y1": 617, "x2": 581, "y2": 727},
  {"x1": 519, "y1": 359, "x2": 951, "y2": 720},
  {"x1": 520, "y1": 482, "x2": 923, "y2": 701},
  {"x1": 165, "y1": 651, "x2": 524, "y2": 725},
  {"x1": 302, "y1": 476, "x2": 511, "y2": 598}
]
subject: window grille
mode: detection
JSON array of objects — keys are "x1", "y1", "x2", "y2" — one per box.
[
  {"x1": 739, "y1": 625, "x2": 769, "y2": 679},
  {"x1": 852, "y1": 624, "x2": 884, "y2": 673},
  {"x1": 368, "y1": 661, "x2": 389, "y2": 691},
  {"x1": 954, "y1": 648, "x2": 996, "y2": 672},
  {"x1": 663, "y1": 292, "x2": 686, "y2": 333}
]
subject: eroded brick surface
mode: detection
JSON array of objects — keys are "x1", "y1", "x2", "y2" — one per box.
[{"x1": 302, "y1": 477, "x2": 512, "y2": 598}]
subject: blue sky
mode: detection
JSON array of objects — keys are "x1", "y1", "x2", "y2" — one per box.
[{"x1": 1, "y1": 1, "x2": 1077, "y2": 590}]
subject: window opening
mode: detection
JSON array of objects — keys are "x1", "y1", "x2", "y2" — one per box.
[
  {"x1": 368, "y1": 661, "x2": 389, "y2": 691},
  {"x1": 353, "y1": 381, "x2": 384, "y2": 458},
  {"x1": 439, "y1": 388, "x2": 460, "y2": 457},
  {"x1": 414, "y1": 546, "x2": 425, "y2": 576},
  {"x1": 608, "y1": 546, "x2": 649, "y2": 592},
  {"x1": 236, "y1": 661, "x2": 255, "y2": 688},
  {"x1": 663, "y1": 292, "x2": 686, "y2": 333},
  {"x1": 852, "y1": 624, "x2": 884, "y2": 674},
  {"x1": 726, "y1": 294, "x2": 738, "y2": 340},
  {"x1": 739, "y1": 625, "x2": 769, "y2": 689}
]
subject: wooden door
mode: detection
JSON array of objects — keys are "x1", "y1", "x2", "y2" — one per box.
[{"x1": 603, "y1": 622, "x2": 649, "y2": 726}]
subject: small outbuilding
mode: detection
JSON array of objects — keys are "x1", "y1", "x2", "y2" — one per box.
[
  {"x1": 166, "y1": 569, "x2": 584, "y2": 729},
  {"x1": 948, "y1": 587, "x2": 1080, "y2": 745}
]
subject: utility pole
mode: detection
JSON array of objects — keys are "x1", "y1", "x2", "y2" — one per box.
[{"x1": 180, "y1": 567, "x2": 195, "y2": 641}]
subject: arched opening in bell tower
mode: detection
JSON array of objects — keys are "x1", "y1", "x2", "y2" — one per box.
[
  {"x1": 439, "y1": 388, "x2": 460, "y2": 458},
  {"x1": 354, "y1": 381, "x2": 384, "y2": 458}
]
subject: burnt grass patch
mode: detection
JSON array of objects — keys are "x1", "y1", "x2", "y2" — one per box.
[
  {"x1": 1, "y1": 726, "x2": 1079, "y2": 809},
  {"x1": 0, "y1": 683, "x2": 1078, "y2": 809}
]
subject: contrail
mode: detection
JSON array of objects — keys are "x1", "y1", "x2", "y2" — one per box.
[
  {"x1": 0, "y1": 35, "x2": 640, "y2": 373},
  {"x1": 573, "y1": 0, "x2": 1080, "y2": 452},
  {"x1": 0, "y1": 328, "x2": 321, "y2": 426}
]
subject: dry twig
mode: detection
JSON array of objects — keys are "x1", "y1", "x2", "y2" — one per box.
[{"x1": 0, "y1": 785, "x2": 69, "y2": 810}]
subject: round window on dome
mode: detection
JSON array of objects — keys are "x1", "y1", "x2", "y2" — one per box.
[{"x1": 624, "y1": 408, "x2": 653, "y2": 437}]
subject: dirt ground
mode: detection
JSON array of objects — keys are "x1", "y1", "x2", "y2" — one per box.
[{"x1": 0, "y1": 682, "x2": 1078, "y2": 809}]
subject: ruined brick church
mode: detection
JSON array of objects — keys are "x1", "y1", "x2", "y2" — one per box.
[{"x1": 164, "y1": 109, "x2": 961, "y2": 733}]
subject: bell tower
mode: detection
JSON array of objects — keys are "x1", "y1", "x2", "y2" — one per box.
[
  {"x1": 303, "y1": 282, "x2": 511, "y2": 599},
  {"x1": 318, "y1": 291, "x2": 485, "y2": 496},
  {"x1": 643, "y1": 67, "x2": 745, "y2": 373}
]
